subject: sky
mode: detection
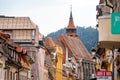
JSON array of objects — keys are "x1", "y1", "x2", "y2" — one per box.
[{"x1": 0, "y1": 0, "x2": 99, "y2": 36}]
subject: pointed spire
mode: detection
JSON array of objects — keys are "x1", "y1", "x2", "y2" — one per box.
[
  {"x1": 66, "y1": 5, "x2": 78, "y2": 37},
  {"x1": 67, "y1": 5, "x2": 75, "y2": 29},
  {"x1": 70, "y1": 5, "x2": 73, "y2": 19}
]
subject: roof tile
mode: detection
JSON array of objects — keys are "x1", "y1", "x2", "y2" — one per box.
[
  {"x1": 0, "y1": 17, "x2": 36, "y2": 29},
  {"x1": 59, "y1": 34, "x2": 92, "y2": 60}
]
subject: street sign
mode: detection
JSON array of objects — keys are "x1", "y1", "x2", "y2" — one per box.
[
  {"x1": 96, "y1": 70, "x2": 112, "y2": 80},
  {"x1": 111, "y1": 12, "x2": 120, "y2": 34}
]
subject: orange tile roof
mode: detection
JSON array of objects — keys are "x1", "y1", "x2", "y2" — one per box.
[
  {"x1": 0, "y1": 16, "x2": 36, "y2": 29},
  {"x1": 0, "y1": 31, "x2": 30, "y2": 69},
  {"x1": 67, "y1": 18, "x2": 75, "y2": 29},
  {"x1": 58, "y1": 34, "x2": 92, "y2": 60},
  {"x1": 52, "y1": 38, "x2": 66, "y2": 63},
  {"x1": 0, "y1": 32, "x2": 10, "y2": 39},
  {"x1": 45, "y1": 37, "x2": 56, "y2": 49},
  {"x1": 67, "y1": 11, "x2": 75, "y2": 29},
  {"x1": 45, "y1": 34, "x2": 92, "y2": 63},
  {"x1": 0, "y1": 31, "x2": 27, "y2": 54},
  {"x1": 18, "y1": 55, "x2": 30, "y2": 70}
]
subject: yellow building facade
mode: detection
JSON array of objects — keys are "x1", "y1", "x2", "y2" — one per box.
[{"x1": 56, "y1": 46, "x2": 63, "y2": 80}]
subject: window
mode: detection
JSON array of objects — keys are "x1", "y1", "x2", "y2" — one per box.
[
  {"x1": 14, "y1": 51, "x2": 17, "y2": 61},
  {"x1": 11, "y1": 50, "x2": 14, "y2": 58},
  {"x1": 15, "y1": 53, "x2": 18, "y2": 62}
]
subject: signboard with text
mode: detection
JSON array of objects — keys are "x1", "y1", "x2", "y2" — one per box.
[
  {"x1": 96, "y1": 71, "x2": 112, "y2": 80},
  {"x1": 111, "y1": 12, "x2": 120, "y2": 34}
]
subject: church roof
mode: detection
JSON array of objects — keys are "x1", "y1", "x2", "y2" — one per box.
[
  {"x1": 67, "y1": 7, "x2": 75, "y2": 29},
  {"x1": 58, "y1": 34, "x2": 92, "y2": 60},
  {"x1": 45, "y1": 34, "x2": 92, "y2": 63},
  {"x1": 0, "y1": 16, "x2": 36, "y2": 29},
  {"x1": 45, "y1": 6, "x2": 92, "y2": 63}
]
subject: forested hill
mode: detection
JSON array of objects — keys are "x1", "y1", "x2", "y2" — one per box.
[{"x1": 46, "y1": 26, "x2": 98, "y2": 52}]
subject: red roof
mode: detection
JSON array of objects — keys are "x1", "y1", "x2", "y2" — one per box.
[
  {"x1": 59, "y1": 34, "x2": 92, "y2": 60},
  {"x1": 67, "y1": 18, "x2": 75, "y2": 29},
  {"x1": 45, "y1": 34, "x2": 92, "y2": 64},
  {"x1": 18, "y1": 55, "x2": 30, "y2": 70},
  {"x1": 67, "y1": 11, "x2": 75, "y2": 29},
  {"x1": 0, "y1": 31, "x2": 30, "y2": 69}
]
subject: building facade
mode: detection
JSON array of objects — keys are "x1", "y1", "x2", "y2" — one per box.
[
  {"x1": 96, "y1": 0, "x2": 120, "y2": 80},
  {"x1": 44, "y1": 39, "x2": 63, "y2": 80},
  {"x1": 0, "y1": 32, "x2": 32, "y2": 80},
  {"x1": 45, "y1": 8, "x2": 95, "y2": 80},
  {"x1": 0, "y1": 16, "x2": 45, "y2": 80}
]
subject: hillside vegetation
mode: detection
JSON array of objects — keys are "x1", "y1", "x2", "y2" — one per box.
[{"x1": 46, "y1": 26, "x2": 98, "y2": 52}]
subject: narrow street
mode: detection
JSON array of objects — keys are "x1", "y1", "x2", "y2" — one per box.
[{"x1": 0, "y1": 0, "x2": 120, "y2": 80}]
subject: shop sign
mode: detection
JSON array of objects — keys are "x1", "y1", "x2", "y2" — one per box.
[
  {"x1": 96, "y1": 70, "x2": 112, "y2": 80},
  {"x1": 111, "y1": 12, "x2": 120, "y2": 34}
]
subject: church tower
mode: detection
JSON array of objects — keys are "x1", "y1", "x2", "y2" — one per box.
[{"x1": 66, "y1": 6, "x2": 78, "y2": 37}]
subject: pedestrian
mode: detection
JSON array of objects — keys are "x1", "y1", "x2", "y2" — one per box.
[{"x1": 90, "y1": 73, "x2": 97, "y2": 80}]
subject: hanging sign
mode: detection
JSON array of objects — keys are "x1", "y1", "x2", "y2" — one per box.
[
  {"x1": 96, "y1": 70, "x2": 112, "y2": 80},
  {"x1": 111, "y1": 12, "x2": 120, "y2": 34}
]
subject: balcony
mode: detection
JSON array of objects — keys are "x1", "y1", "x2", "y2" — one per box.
[
  {"x1": 98, "y1": 15, "x2": 120, "y2": 48},
  {"x1": 13, "y1": 39, "x2": 34, "y2": 44}
]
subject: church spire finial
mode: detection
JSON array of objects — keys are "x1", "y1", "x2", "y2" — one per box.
[
  {"x1": 66, "y1": 5, "x2": 78, "y2": 37},
  {"x1": 70, "y1": 5, "x2": 72, "y2": 11},
  {"x1": 70, "y1": 5, "x2": 73, "y2": 19},
  {"x1": 67, "y1": 5, "x2": 75, "y2": 29}
]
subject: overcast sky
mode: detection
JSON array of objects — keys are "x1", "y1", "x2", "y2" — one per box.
[{"x1": 0, "y1": 0, "x2": 99, "y2": 36}]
